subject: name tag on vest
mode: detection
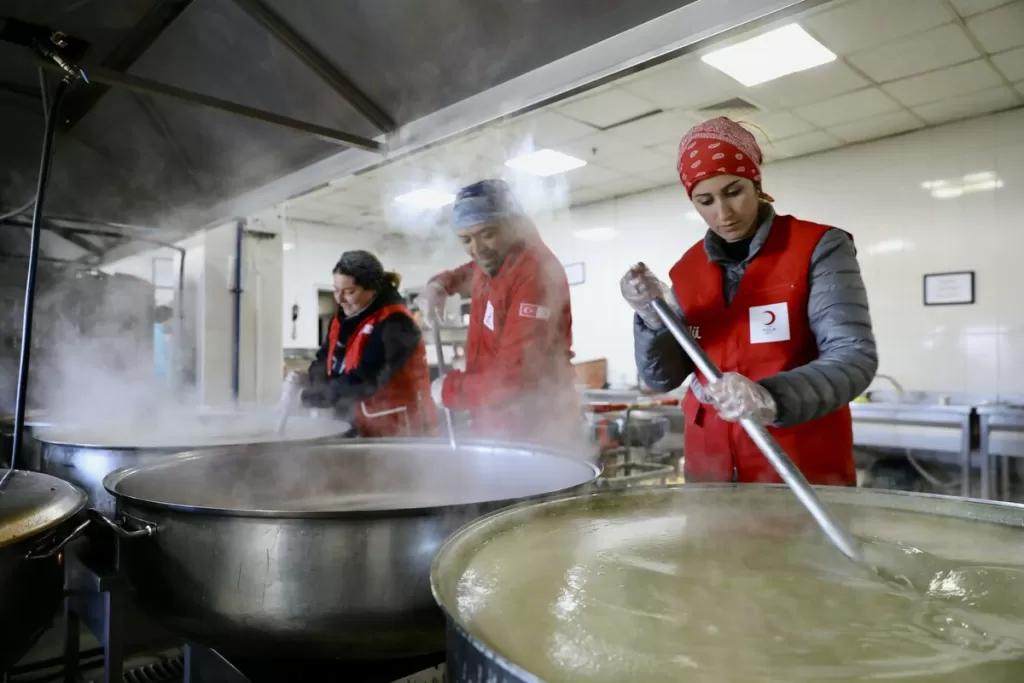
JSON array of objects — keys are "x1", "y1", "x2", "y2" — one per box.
[
  {"x1": 749, "y1": 303, "x2": 790, "y2": 344},
  {"x1": 483, "y1": 301, "x2": 495, "y2": 331}
]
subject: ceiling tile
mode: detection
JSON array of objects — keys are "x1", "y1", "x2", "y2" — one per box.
[
  {"x1": 883, "y1": 60, "x2": 1005, "y2": 106},
  {"x1": 804, "y1": 0, "x2": 954, "y2": 55},
  {"x1": 564, "y1": 163, "x2": 624, "y2": 188},
  {"x1": 949, "y1": 0, "x2": 1016, "y2": 16},
  {"x1": 794, "y1": 88, "x2": 900, "y2": 127},
  {"x1": 620, "y1": 58, "x2": 743, "y2": 110},
  {"x1": 601, "y1": 146, "x2": 671, "y2": 174},
  {"x1": 558, "y1": 132, "x2": 643, "y2": 167},
  {"x1": 606, "y1": 110, "x2": 699, "y2": 147},
  {"x1": 568, "y1": 186, "x2": 611, "y2": 207},
  {"x1": 651, "y1": 142, "x2": 679, "y2": 159},
  {"x1": 770, "y1": 131, "x2": 843, "y2": 157},
  {"x1": 558, "y1": 88, "x2": 659, "y2": 129},
  {"x1": 742, "y1": 112, "x2": 816, "y2": 141},
  {"x1": 848, "y1": 24, "x2": 979, "y2": 82},
  {"x1": 511, "y1": 112, "x2": 597, "y2": 149},
  {"x1": 966, "y1": 1, "x2": 1024, "y2": 52},
  {"x1": 589, "y1": 174, "x2": 670, "y2": 200},
  {"x1": 747, "y1": 62, "x2": 870, "y2": 108},
  {"x1": 993, "y1": 46, "x2": 1024, "y2": 81},
  {"x1": 912, "y1": 85, "x2": 1021, "y2": 123},
  {"x1": 827, "y1": 111, "x2": 922, "y2": 143}
]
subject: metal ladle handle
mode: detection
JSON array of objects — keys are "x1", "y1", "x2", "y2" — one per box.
[
  {"x1": 651, "y1": 298, "x2": 864, "y2": 564},
  {"x1": 430, "y1": 316, "x2": 458, "y2": 449}
]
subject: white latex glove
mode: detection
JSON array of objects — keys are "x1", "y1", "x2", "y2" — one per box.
[
  {"x1": 703, "y1": 372, "x2": 777, "y2": 424},
  {"x1": 431, "y1": 376, "x2": 446, "y2": 408},
  {"x1": 422, "y1": 280, "x2": 449, "y2": 324},
  {"x1": 619, "y1": 262, "x2": 675, "y2": 329}
]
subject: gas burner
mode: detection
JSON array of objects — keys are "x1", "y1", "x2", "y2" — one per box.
[{"x1": 183, "y1": 643, "x2": 446, "y2": 683}]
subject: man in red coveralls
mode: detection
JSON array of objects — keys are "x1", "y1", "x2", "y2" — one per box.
[{"x1": 421, "y1": 179, "x2": 581, "y2": 447}]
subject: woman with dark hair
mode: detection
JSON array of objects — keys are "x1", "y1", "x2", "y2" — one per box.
[
  {"x1": 622, "y1": 117, "x2": 877, "y2": 486},
  {"x1": 296, "y1": 250, "x2": 437, "y2": 437}
]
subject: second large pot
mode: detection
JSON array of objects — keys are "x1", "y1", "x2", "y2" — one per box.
[
  {"x1": 34, "y1": 413, "x2": 352, "y2": 514},
  {"x1": 102, "y1": 438, "x2": 599, "y2": 659}
]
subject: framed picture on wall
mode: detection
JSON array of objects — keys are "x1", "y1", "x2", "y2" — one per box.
[
  {"x1": 564, "y1": 262, "x2": 586, "y2": 286},
  {"x1": 923, "y1": 271, "x2": 975, "y2": 306}
]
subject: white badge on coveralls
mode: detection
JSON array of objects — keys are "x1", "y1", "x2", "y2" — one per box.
[
  {"x1": 483, "y1": 301, "x2": 495, "y2": 331},
  {"x1": 749, "y1": 303, "x2": 790, "y2": 344}
]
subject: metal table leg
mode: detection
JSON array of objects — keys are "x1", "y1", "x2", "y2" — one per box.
[
  {"x1": 62, "y1": 596, "x2": 80, "y2": 683},
  {"x1": 979, "y1": 415, "x2": 992, "y2": 500},
  {"x1": 1000, "y1": 455, "x2": 1011, "y2": 502},
  {"x1": 960, "y1": 413, "x2": 973, "y2": 499}
]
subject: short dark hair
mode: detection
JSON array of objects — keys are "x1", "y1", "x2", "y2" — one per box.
[{"x1": 332, "y1": 250, "x2": 401, "y2": 291}]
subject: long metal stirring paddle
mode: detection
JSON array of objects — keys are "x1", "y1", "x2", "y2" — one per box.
[
  {"x1": 651, "y1": 297, "x2": 864, "y2": 564},
  {"x1": 430, "y1": 316, "x2": 458, "y2": 449},
  {"x1": 275, "y1": 377, "x2": 301, "y2": 435}
]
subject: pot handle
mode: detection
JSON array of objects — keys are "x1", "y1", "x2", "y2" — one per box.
[
  {"x1": 88, "y1": 508, "x2": 158, "y2": 538},
  {"x1": 25, "y1": 518, "x2": 91, "y2": 560}
]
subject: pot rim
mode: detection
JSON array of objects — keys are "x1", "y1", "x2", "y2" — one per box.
[
  {"x1": 102, "y1": 438, "x2": 601, "y2": 519},
  {"x1": 429, "y1": 483, "x2": 1024, "y2": 677},
  {"x1": 33, "y1": 416, "x2": 351, "y2": 450}
]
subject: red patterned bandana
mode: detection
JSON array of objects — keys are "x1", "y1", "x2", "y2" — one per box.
[{"x1": 677, "y1": 117, "x2": 768, "y2": 198}]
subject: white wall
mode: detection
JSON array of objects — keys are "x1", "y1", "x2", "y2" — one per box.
[
  {"x1": 282, "y1": 107, "x2": 1024, "y2": 395},
  {"x1": 106, "y1": 213, "x2": 284, "y2": 406}
]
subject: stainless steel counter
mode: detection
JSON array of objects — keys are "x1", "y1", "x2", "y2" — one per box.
[
  {"x1": 977, "y1": 405, "x2": 1024, "y2": 500},
  {"x1": 850, "y1": 402, "x2": 975, "y2": 497}
]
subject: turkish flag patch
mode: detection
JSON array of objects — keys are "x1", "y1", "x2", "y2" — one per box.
[{"x1": 519, "y1": 303, "x2": 551, "y2": 320}]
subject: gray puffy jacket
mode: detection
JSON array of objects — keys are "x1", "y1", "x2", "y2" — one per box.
[{"x1": 634, "y1": 205, "x2": 878, "y2": 427}]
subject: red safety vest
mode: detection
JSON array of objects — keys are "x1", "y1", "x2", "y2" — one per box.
[
  {"x1": 327, "y1": 304, "x2": 437, "y2": 438},
  {"x1": 671, "y1": 214, "x2": 855, "y2": 486}
]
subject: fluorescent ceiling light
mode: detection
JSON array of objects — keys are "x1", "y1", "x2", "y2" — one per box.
[
  {"x1": 394, "y1": 188, "x2": 455, "y2": 209},
  {"x1": 506, "y1": 149, "x2": 587, "y2": 177},
  {"x1": 573, "y1": 227, "x2": 616, "y2": 242},
  {"x1": 701, "y1": 24, "x2": 836, "y2": 87},
  {"x1": 283, "y1": 242, "x2": 294, "y2": 251},
  {"x1": 921, "y1": 171, "x2": 1004, "y2": 199}
]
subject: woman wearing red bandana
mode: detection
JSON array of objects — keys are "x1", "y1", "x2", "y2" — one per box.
[{"x1": 621, "y1": 117, "x2": 878, "y2": 486}]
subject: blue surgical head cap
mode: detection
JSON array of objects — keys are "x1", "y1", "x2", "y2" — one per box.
[{"x1": 451, "y1": 179, "x2": 521, "y2": 231}]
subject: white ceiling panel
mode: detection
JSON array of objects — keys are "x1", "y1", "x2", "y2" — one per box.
[
  {"x1": 620, "y1": 58, "x2": 743, "y2": 110},
  {"x1": 912, "y1": 85, "x2": 1020, "y2": 123},
  {"x1": 558, "y1": 132, "x2": 643, "y2": 166},
  {"x1": 742, "y1": 111, "x2": 816, "y2": 141},
  {"x1": 568, "y1": 186, "x2": 613, "y2": 207},
  {"x1": 804, "y1": 0, "x2": 954, "y2": 55},
  {"x1": 558, "y1": 88, "x2": 659, "y2": 129},
  {"x1": 993, "y1": 46, "x2": 1024, "y2": 81},
  {"x1": 747, "y1": 61, "x2": 870, "y2": 108},
  {"x1": 770, "y1": 130, "x2": 843, "y2": 157},
  {"x1": 508, "y1": 111, "x2": 597, "y2": 149},
  {"x1": 588, "y1": 174, "x2": 672, "y2": 200},
  {"x1": 883, "y1": 60, "x2": 1006, "y2": 107},
  {"x1": 949, "y1": 0, "x2": 1017, "y2": 17},
  {"x1": 794, "y1": 88, "x2": 900, "y2": 127},
  {"x1": 605, "y1": 110, "x2": 699, "y2": 147},
  {"x1": 600, "y1": 146, "x2": 671, "y2": 174},
  {"x1": 827, "y1": 110, "x2": 920, "y2": 143},
  {"x1": 848, "y1": 24, "x2": 979, "y2": 82},
  {"x1": 563, "y1": 163, "x2": 625, "y2": 188},
  {"x1": 965, "y1": 1, "x2": 1024, "y2": 52}
]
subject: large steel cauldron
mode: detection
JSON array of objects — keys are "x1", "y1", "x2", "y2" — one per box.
[
  {"x1": 100, "y1": 438, "x2": 600, "y2": 660},
  {"x1": 0, "y1": 471, "x2": 89, "y2": 672},
  {"x1": 34, "y1": 414, "x2": 351, "y2": 514},
  {"x1": 432, "y1": 485, "x2": 1024, "y2": 683}
]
